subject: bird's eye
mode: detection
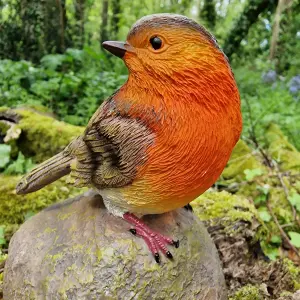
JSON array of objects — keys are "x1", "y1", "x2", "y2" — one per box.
[{"x1": 150, "y1": 36, "x2": 162, "y2": 50}]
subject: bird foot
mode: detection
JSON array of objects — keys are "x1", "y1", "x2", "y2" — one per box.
[
  {"x1": 123, "y1": 212, "x2": 179, "y2": 263},
  {"x1": 184, "y1": 203, "x2": 193, "y2": 212}
]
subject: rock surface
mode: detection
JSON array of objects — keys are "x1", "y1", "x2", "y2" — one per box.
[{"x1": 4, "y1": 191, "x2": 227, "y2": 300}]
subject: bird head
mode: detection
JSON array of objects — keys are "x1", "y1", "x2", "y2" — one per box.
[{"x1": 102, "y1": 14, "x2": 230, "y2": 87}]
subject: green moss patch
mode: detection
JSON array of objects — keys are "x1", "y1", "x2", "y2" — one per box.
[
  {"x1": 14, "y1": 108, "x2": 83, "y2": 162},
  {"x1": 230, "y1": 285, "x2": 263, "y2": 300},
  {"x1": 283, "y1": 258, "x2": 300, "y2": 290},
  {"x1": 0, "y1": 175, "x2": 83, "y2": 226},
  {"x1": 222, "y1": 140, "x2": 267, "y2": 182},
  {"x1": 191, "y1": 190, "x2": 257, "y2": 226},
  {"x1": 0, "y1": 107, "x2": 83, "y2": 162},
  {"x1": 266, "y1": 123, "x2": 300, "y2": 172}
]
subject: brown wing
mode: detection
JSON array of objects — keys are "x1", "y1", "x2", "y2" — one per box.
[{"x1": 70, "y1": 98, "x2": 155, "y2": 189}]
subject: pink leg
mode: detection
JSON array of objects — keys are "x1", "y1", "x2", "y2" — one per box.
[{"x1": 124, "y1": 212, "x2": 179, "y2": 263}]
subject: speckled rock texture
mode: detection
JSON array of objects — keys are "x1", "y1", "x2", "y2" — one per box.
[{"x1": 4, "y1": 190, "x2": 227, "y2": 300}]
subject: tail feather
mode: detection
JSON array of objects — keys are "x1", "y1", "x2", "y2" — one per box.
[{"x1": 16, "y1": 151, "x2": 73, "y2": 194}]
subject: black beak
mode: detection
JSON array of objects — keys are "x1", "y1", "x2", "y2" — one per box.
[{"x1": 102, "y1": 41, "x2": 128, "y2": 58}]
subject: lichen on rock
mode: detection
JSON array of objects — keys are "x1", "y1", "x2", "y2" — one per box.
[{"x1": 3, "y1": 191, "x2": 227, "y2": 300}]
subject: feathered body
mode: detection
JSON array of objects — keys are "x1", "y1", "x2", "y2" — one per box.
[
  {"x1": 102, "y1": 61, "x2": 240, "y2": 214},
  {"x1": 98, "y1": 16, "x2": 242, "y2": 214},
  {"x1": 17, "y1": 13, "x2": 242, "y2": 217}
]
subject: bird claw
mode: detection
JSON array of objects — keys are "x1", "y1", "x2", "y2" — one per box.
[
  {"x1": 125, "y1": 212, "x2": 179, "y2": 263},
  {"x1": 154, "y1": 253, "x2": 160, "y2": 264},
  {"x1": 129, "y1": 228, "x2": 137, "y2": 235},
  {"x1": 166, "y1": 251, "x2": 173, "y2": 259},
  {"x1": 183, "y1": 203, "x2": 193, "y2": 212},
  {"x1": 172, "y1": 240, "x2": 180, "y2": 248}
]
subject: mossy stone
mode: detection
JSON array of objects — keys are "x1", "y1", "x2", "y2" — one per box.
[
  {"x1": 0, "y1": 107, "x2": 83, "y2": 162},
  {"x1": 4, "y1": 191, "x2": 227, "y2": 300}
]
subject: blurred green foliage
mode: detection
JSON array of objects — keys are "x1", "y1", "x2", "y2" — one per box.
[
  {"x1": 0, "y1": 145, "x2": 11, "y2": 169},
  {"x1": 0, "y1": 48, "x2": 127, "y2": 125},
  {"x1": 0, "y1": 145, "x2": 35, "y2": 175},
  {"x1": 236, "y1": 65, "x2": 300, "y2": 150}
]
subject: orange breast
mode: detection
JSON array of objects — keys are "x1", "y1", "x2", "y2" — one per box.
[
  {"x1": 114, "y1": 67, "x2": 242, "y2": 214},
  {"x1": 119, "y1": 97, "x2": 241, "y2": 214}
]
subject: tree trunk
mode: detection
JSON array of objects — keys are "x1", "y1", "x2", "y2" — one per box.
[
  {"x1": 269, "y1": 0, "x2": 293, "y2": 60},
  {"x1": 74, "y1": 0, "x2": 85, "y2": 48},
  {"x1": 19, "y1": 0, "x2": 44, "y2": 61},
  {"x1": 223, "y1": 0, "x2": 278, "y2": 58},
  {"x1": 200, "y1": 0, "x2": 216, "y2": 30},
  {"x1": 56, "y1": 0, "x2": 66, "y2": 52},
  {"x1": 100, "y1": 0, "x2": 109, "y2": 46},
  {"x1": 111, "y1": 0, "x2": 121, "y2": 40},
  {"x1": 42, "y1": 0, "x2": 68, "y2": 54}
]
